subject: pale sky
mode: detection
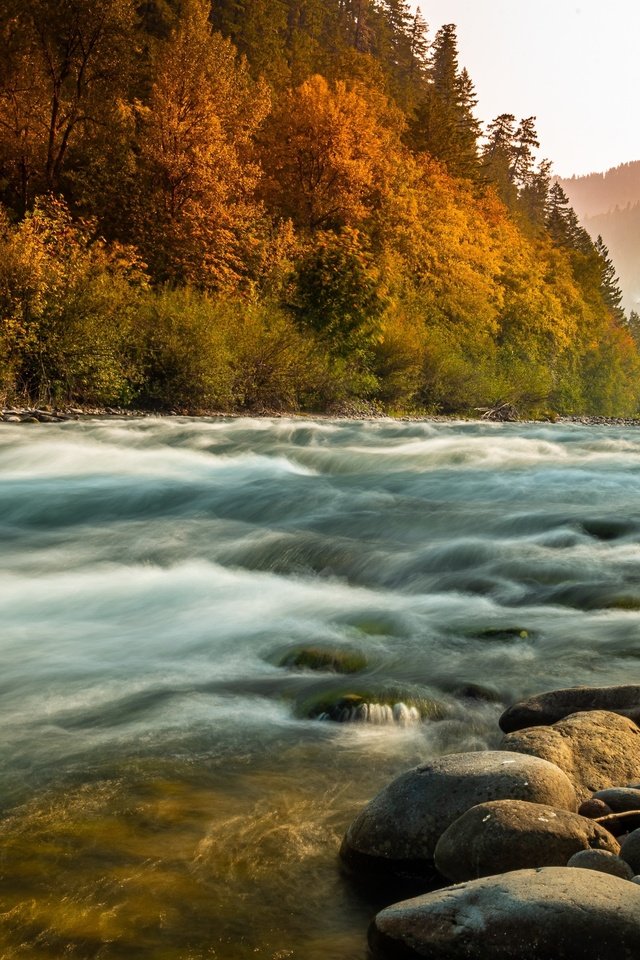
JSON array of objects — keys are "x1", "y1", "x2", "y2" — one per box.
[{"x1": 419, "y1": 1, "x2": 640, "y2": 176}]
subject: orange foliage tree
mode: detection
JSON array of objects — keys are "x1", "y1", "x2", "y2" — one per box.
[{"x1": 133, "y1": 0, "x2": 270, "y2": 289}]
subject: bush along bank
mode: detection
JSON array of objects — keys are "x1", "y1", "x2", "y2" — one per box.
[{"x1": 343, "y1": 685, "x2": 640, "y2": 959}]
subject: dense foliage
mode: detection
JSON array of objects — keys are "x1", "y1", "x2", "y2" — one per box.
[{"x1": 0, "y1": 0, "x2": 638, "y2": 415}]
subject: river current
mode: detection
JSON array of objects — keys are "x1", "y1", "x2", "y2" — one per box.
[{"x1": 1, "y1": 416, "x2": 640, "y2": 958}]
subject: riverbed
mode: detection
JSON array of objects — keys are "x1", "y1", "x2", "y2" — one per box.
[{"x1": 1, "y1": 416, "x2": 640, "y2": 958}]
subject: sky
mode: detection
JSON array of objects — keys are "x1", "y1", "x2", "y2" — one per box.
[{"x1": 418, "y1": 0, "x2": 640, "y2": 177}]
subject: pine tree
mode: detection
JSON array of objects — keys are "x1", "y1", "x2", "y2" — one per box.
[
  {"x1": 520, "y1": 158, "x2": 552, "y2": 229},
  {"x1": 410, "y1": 24, "x2": 479, "y2": 178},
  {"x1": 595, "y1": 234, "x2": 625, "y2": 320},
  {"x1": 546, "y1": 181, "x2": 592, "y2": 252},
  {"x1": 408, "y1": 8, "x2": 429, "y2": 83},
  {"x1": 510, "y1": 117, "x2": 540, "y2": 189},
  {"x1": 481, "y1": 113, "x2": 517, "y2": 203}
]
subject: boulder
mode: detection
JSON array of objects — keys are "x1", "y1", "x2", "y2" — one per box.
[
  {"x1": 620, "y1": 829, "x2": 640, "y2": 874},
  {"x1": 434, "y1": 799, "x2": 619, "y2": 883},
  {"x1": 278, "y1": 646, "x2": 367, "y2": 674},
  {"x1": 499, "y1": 685, "x2": 640, "y2": 734},
  {"x1": 578, "y1": 798, "x2": 612, "y2": 818},
  {"x1": 567, "y1": 849, "x2": 634, "y2": 880},
  {"x1": 369, "y1": 867, "x2": 640, "y2": 960},
  {"x1": 593, "y1": 787, "x2": 640, "y2": 812},
  {"x1": 341, "y1": 751, "x2": 576, "y2": 886},
  {"x1": 501, "y1": 711, "x2": 640, "y2": 803}
]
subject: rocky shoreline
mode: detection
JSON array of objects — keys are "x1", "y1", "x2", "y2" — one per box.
[
  {"x1": 3, "y1": 405, "x2": 640, "y2": 427},
  {"x1": 342, "y1": 685, "x2": 640, "y2": 958}
]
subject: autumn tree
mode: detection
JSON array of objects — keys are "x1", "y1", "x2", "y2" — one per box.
[
  {"x1": 0, "y1": 0, "x2": 135, "y2": 212},
  {"x1": 0, "y1": 196, "x2": 144, "y2": 403},
  {"x1": 260, "y1": 74, "x2": 403, "y2": 232},
  {"x1": 134, "y1": 0, "x2": 270, "y2": 288}
]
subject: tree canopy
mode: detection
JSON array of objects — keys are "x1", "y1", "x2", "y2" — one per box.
[{"x1": 0, "y1": 0, "x2": 637, "y2": 416}]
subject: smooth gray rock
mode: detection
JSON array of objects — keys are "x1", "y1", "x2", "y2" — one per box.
[
  {"x1": 502, "y1": 710, "x2": 640, "y2": 803},
  {"x1": 434, "y1": 799, "x2": 619, "y2": 883},
  {"x1": 567, "y1": 848, "x2": 635, "y2": 880},
  {"x1": 499, "y1": 684, "x2": 640, "y2": 733},
  {"x1": 369, "y1": 867, "x2": 640, "y2": 959},
  {"x1": 341, "y1": 751, "x2": 576, "y2": 884},
  {"x1": 593, "y1": 787, "x2": 640, "y2": 812},
  {"x1": 621, "y1": 828, "x2": 640, "y2": 874}
]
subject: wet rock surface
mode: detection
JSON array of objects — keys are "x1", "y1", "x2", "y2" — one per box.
[
  {"x1": 341, "y1": 751, "x2": 576, "y2": 884},
  {"x1": 501, "y1": 710, "x2": 640, "y2": 803},
  {"x1": 0, "y1": 406, "x2": 152, "y2": 423},
  {"x1": 567, "y1": 848, "x2": 635, "y2": 880},
  {"x1": 369, "y1": 867, "x2": 640, "y2": 960},
  {"x1": 592, "y1": 787, "x2": 640, "y2": 812},
  {"x1": 620, "y1": 829, "x2": 640, "y2": 874},
  {"x1": 499, "y1": 684, "x2": 640, "y2": 733},
  {"x1": 434, "y1": 798, "x2": 619, "y2": 883}
]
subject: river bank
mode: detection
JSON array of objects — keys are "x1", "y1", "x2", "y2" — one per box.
[{"x1": 3, "y1": 404, "x2": 640, "y2": 427}]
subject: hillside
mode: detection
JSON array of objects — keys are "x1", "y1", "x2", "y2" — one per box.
[
  {"x1": 559, "y1": 161, "x2": 640, "y2": 219},
  {"x1": 0, "y1": 0, "x2": 639, "y2": 417},
  {"x1": 559, "y1": 163, "x2": 640, "y2": 312}
]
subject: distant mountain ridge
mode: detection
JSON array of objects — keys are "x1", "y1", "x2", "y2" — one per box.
[
  {"x1": 559, "y1": 161, "x2": 640, "y2": 220},
  {"x1": 559, "y1": 162, "x2": 640, "y2": 312}
]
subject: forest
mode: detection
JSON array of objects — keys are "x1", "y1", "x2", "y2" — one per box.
[{"x1": 0, "y1": 0, "x2": 639, "y2": 416}]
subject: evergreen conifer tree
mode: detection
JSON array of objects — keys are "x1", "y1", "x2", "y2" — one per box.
[
  {"x1": 410, "y1": 24, "x2": 479, "y2": 178},
  {"x1": 595, "y1": 234, "x2": 625, "y2": 319}
]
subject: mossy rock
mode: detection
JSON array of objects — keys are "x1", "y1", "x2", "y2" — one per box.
[
  {"x1": 603, "y1": 596, "x2": 640, "y2": 612},
  {"x1": 474, "y1": 627, "x2": 530, "y2": 642},
  {"x1": 279, "y1": 646, "x2": 367, "y2": 674},
  {"x1": 301, "y1": 687, "x2": 448, "y2": 725},
  {"x1": 454, "y1": 683, "x2": 502, "y2": 703}
]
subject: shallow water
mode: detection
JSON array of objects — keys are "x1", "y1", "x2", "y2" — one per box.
[{"x1": 1, "y1": 416, "x2": 640, "y2": 958}]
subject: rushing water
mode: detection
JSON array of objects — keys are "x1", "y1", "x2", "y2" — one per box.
[{"x1": 2, "y1": 416, "x2": 640, "y2": 958}]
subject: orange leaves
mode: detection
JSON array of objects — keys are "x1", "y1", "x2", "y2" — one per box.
[
  {"x1": 260, "y1": 74, "x2": 402, "y2": 232},
  {"x1": 135, "y1": 0, "x2": 270, "y2": 288}
]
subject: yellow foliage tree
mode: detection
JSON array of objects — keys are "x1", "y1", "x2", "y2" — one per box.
[
  {"x1": 260, "y1": 74, "x2": 403, "y2": 231},
  {"x1": 134, "y1": 0, "x2": 270, "y2": 288}
]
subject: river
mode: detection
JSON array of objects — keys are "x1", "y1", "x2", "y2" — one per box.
[{"x1": 1, "y1": 416, "x2": 640, "y2": 959}]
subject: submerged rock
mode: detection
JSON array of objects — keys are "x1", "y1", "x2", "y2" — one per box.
[
  {"x1": 567, "y1": 849, "x2": 634, "y2": 880},
  {"x1": 434, "y1": 799, "x2": 619, "y2": 883},
  {"x1": 453, "y1": 683, "x2": 502, "y2": 703},
  {"x1": 369, "y1": 867, "x2": 640, "y2": 960},
  {"x1": 499, "y1": 684, "x2": 640, "y2": 733},
  {"x1": 501, "y1": 710, "x2": 640, "y2": 803},
  {"x1": 303, "y1": 688, "x2": 446, "y2": 725},
  {"x1": 278, "y1": 646, "x2": 367, "y2": 674},
  {"x1": 474, "y1": 627, "x2": 530, "y2": 642},
  {"x1": 341, "y1": 751, "x2": 576, "y2": 886}
]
